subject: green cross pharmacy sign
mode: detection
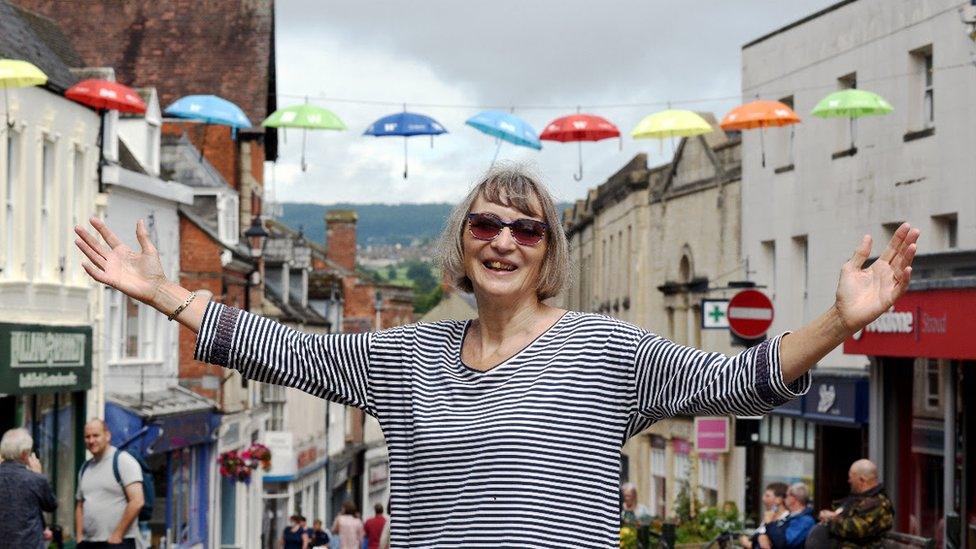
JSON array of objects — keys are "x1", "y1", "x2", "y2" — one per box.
[
  {"x1": 0, "y1": 323, "x2": 92, "y2": 394},
  {"x1": 701, "y1": 299, "x2": 730, "y2": 329}
]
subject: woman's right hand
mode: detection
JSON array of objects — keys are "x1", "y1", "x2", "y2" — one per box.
[{"x1": 75, "y1": 217, "x2": 169, "y2": 307}]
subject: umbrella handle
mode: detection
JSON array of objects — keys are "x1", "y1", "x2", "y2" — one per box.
[
  {"x1": 301, "y1": 128, "x2": 308, "y2": 172},
  {"x1": 490, "y1": 139, "x2": 502, "y2": 169},
  {"x1": 403, "y1": 136, "x2": 408, "y2": 179},
  {"x1": 573, "y1": 141, "x2": 583, "y2": 181}
]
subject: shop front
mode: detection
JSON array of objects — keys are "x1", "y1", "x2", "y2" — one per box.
[
  {"x1": 757, "y1": 371, "x2": 869, "y2": 511},
  {"x1": 845, "y1": 284, "x2": 976, "y2": 548},
  {"x1": 0, "y1": 322, "x2": 91, "y2": 544},
  {"x1": 104, "y1": 387, "x2": 220, "y2": 549}
]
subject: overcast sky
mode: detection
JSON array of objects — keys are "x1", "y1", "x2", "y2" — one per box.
[{"x1": 270, "y1": 0, "x2": 836, "y2": 205}]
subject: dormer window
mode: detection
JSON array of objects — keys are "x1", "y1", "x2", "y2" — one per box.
[{"x1": 217, "y1": 194, "x2": 239, "y2": 245}]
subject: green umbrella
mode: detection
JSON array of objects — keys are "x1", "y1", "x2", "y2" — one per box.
[
  {"x1": 812, "y1": 89, "x2": 892, "y2": 150},
  {"x1": 262, "y1": 100, "x2": 346, "y2": 171}
]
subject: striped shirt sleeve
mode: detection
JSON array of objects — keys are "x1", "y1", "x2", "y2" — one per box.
[
  {"x1": 194, "y1": 301, "x2": 379, "y2": 415},
  {"x1": 632, "y1": 331, "x2": 810, "y2": 421}
]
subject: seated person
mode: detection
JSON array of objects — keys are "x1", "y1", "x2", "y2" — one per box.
[
  {"x1": 758, "y1": 483, "x2": 816, "y2": 549},
  {"x1": 806, "y1": 459, "x2": 893, "y2": 549},
  {"x1": 740, "y1": 482, "x2": 789, "y2": 548}
]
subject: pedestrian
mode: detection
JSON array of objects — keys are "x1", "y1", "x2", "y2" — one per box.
[
  {"x1": 378, "y1": 501, "x2": 390, "y2": 549},
  {"x1": 740, "y1": 482, "x2": 789, "y2": 548},
  {"x1": 758, "y1": 482, "x2": 816, "y2": 549},
  {"x1": 74, "y1": 164, "x2": 920, "y2": 548},
  {"x1": 805, "y1": 459, "x2": 894, "y2": 548},
  {"x1": 620, "y1": 482, "x2": 651, "y2": 527},
  {"x1": 362, "y1": 503, "x2": 386, "y2": 549},
  {"x1": 0, "y1": 428, "x2": 57, "y2": 549},
  {"x1": 283, "y1": 514, "x2": 309, "y2": 549},
  {"x1": 331, "y1": 501, "x2": 365, "y2": 549},
  {"x1": 308, "y1": 518, "x2": 331, "y2": 547},
  {"x1": 75, "y1": 419, "x2": 144, "y2": 549}
]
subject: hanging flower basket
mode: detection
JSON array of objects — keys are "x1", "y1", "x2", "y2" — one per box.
[{"x1": 218, "y1": 443, "x2": 273, "y2": 483}]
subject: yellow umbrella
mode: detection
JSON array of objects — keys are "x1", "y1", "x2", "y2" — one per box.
[
  {"x1": 630, "y1": 109, "x2": 713, "y2": 139},
  {"x1": 0, "y1": 59, "x2": 48, "y2": 127}
]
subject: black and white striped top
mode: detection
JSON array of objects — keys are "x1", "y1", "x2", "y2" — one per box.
[{"x1": 195, "y1": 302, "x2": 809, "y2": 548}]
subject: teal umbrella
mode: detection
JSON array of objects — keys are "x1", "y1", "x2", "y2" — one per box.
[
  {"x1": 263, "y1": 100, "x2": 346, "y2": 171},
  {"x1": 812, "y1": 89, "x2": 892, "y2": 149}
]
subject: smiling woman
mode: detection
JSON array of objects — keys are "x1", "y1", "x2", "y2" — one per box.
[{"x1": 74, "y1": 164, "x2": 918, "y2": 548}]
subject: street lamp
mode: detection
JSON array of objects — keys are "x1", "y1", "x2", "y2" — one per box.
[{"x1": 244, "y1": 216, "x2": 269, "y2": 258}]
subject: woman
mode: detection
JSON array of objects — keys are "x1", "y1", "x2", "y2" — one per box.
[
  {"x1": 74, "y1": 165, "x2": 918, "y2": 548},
  {"x1": 283, "y1": 514, "x2": 309, "y2": 549},
  {"x1": 331, "y1": 501, "x2": 364, "y2": 549}
]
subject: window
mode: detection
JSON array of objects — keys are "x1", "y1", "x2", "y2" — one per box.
[
  {"x1": 782, "y1": 417, "x2": 794, "y2": 447},
  {"x1": 698, "y1": 456, "x2": 719, "y2": 506},
  {"x1": 2, "y1": 130, "x2": 17, "y2": 277},
  {"x1": 924, "y1": 359, "x2": 941, "y2": 411},
  {"x1": 761, "y1": 240, "x2": 776, "y2": 298},
  {"x1": 882, "y1": 222, "x2": 904, "y2": 244},
  {"x1": 838, "y1": 73, "x2": 857, "y2": 149},
  {"x1": 932, "y1": 213, "x2": 957, "y2": 250},
  {"x1": 774, "y1": 95, "x2": 795, "y2": 167},
  {"x1": 218, "y1": 194, "x2": 239, "y2": 245},
  {"x1": 39, "y1": 139, "x2": 55, "y2": 280},
  {"x1": 910, "y1": 46, "x2": 934, "y2": 129},
  {"x1": 626, "y1": 225, "x2": 632, "y2": 294},
  {"x1": 220, "y1": 475, "x2": 237, "y2": 545},
  {"x1": 792, "y1": 235, "x2": 809, "y2": 317},
  {"x1": 650, "y1": 446, "x2": 667, "y2": 516},
  {"x1": 69, "y1": 148, "x2": 85, "y2": 283},
  {"x1": 123, "y1": 297, "x2": 140, "y2": 358}
]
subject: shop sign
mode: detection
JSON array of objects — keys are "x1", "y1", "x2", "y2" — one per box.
[
  {"x1": 772, "y1": 375, "x2": 868, "y2": 425},
  {"x1": 0, "y1": 323, "x2": 92, "y2": 394},
  {"x1": 263, "y1": 431, "x2": 297, "y2": 479},
  {"x1": 369, "y1": 461, "x2": 388, "y2": 489},
  {"x1": 694, "y1": 417, "x2": 729, "y2": 453},
  {"x1": 844, "y1": 289, "x2": 976, "y2": 360},
  {"x1": 701, "y1": 299, "x2": 729, "y2": 329},
  {"x1": 150, "y1": 412, "x2": 219, "y2": 453}
]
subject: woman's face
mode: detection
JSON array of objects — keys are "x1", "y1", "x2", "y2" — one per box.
[{"x1": 462, "y1": 192, "x2": 548, "y2": 303}]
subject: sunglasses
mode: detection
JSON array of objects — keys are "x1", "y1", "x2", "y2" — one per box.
[{"x1": 466, "y1": 213, "x2": 549, "y2": 246}]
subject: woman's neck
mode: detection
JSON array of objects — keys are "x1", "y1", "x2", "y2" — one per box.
[{"x1": 473, "y1": 293, "x2": 548, "y2": 344}]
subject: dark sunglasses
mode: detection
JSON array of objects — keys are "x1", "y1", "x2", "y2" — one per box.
[{"x1": 466, "y1": 213, "x2": 549, "y2": 246}]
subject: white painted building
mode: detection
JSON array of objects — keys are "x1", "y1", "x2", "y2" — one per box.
[{"x1": 740, "y1": 0, "x2": 976, "y2": 541}]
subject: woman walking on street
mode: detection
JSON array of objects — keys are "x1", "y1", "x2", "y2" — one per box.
[
  {"x1": 331, "y1": 501, "x2": 364, "y2": 549},
  {"x1": 74, "y1": 165, "x2": 919, "y2": 548}
]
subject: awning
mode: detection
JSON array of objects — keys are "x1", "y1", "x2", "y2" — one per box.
[
  {"x1": 106, "y1": 386, "x2": 220, "y2": 455},
  {"x1": 771, "y1": 372, "x2": 868, "y2": 426}
]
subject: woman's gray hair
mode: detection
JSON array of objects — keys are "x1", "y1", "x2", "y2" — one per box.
[
  {"x1": 438, "y1": 163, "x2": 569, "y2": 301},
  {"x1": 0, "y1": 428, "x2": 33, "y2": 462}
]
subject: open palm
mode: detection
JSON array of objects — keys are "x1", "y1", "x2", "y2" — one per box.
[
  {"x1": 835, "y1": 223, "x2": 919, "y2": 332},
  {"x1": 74, "y1": 217, "x2": 170, "y2": 305}
]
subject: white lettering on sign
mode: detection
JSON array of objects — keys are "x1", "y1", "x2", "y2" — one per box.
[
  {"x1": 852, "y1": 307, "x2": 913, "y2": 340},
  {"x1": 10, "y1": 332, "x2": 85, "y2": 368},
  {"x1": 816, "y1": 384, "x2": 836, "y2": 413},
  {"x1": 19, "y1": 372, "x2": 78, "y2": 388},
  {"x1": 922, "y1": 312, "x2": 946, "y2": 334}
]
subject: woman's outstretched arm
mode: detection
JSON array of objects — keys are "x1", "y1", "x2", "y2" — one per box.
[
  {"x1": 779, "y1": 222, "x2": 919, "y2": 383},
  {"x1": 75, "y1": 217, "x2": 209, "y2": 331}
]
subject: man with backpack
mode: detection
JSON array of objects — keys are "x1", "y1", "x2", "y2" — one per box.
[{"x1": 75, "y1": 419, "x2": 144, "y2": 548}]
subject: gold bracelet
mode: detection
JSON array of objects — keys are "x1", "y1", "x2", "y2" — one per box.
[{"x1": 167, "y1": 291, "x2": 197, "y2": 321}]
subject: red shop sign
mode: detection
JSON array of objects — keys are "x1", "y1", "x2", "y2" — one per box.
[{"x1": 843, "y1": 288, "x2": 976, "y2": 360}]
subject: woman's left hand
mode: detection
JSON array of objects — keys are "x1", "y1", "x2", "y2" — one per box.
[{"x1": 835, "y1": 222, "x2": 919, "y2": 333}]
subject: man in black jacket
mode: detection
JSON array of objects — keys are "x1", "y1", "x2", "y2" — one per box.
[{"x1": 0, "y1": 428, "x2": 58, "y2": 548}]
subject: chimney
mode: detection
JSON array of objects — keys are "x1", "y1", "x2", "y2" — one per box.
[{"x1": 325, "y1": 210, "x2": 358, "y2": 272}]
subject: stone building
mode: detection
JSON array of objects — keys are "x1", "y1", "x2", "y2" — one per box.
[{"x1": 562, "y1": 116, "x2": 753, "y2": 518}]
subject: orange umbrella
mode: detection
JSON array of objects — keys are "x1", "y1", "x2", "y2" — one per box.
[{"x1": 720, "y1": 100, "x2": 800, "y2": 166}]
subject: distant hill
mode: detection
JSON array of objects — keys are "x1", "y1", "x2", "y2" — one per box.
[{"x1": 279, "y1": 202, "x2": 572, "y2": 247}]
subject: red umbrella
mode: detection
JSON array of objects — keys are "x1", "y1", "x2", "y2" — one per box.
[
  {"x1": 540, "y1": 112, "x2": 620, "y2": 181},
  {"x1": 66, "y1": 79, "x2": 146, "y2": 114},
  {"x1": 66, "y1": 79, "x2": 147, "y2": 191}
]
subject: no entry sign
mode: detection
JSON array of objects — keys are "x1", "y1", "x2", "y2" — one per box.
[{"x1": 727, "y1": 289, "x2": 774, "y2": 339}]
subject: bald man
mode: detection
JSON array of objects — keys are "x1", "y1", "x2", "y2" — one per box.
[{"x1": 805, "y1": 459, "x2": 893, "y2": 549}]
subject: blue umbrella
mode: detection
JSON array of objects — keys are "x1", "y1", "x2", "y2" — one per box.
[
  {"x1": 364, "y1": 109, "x2": 447, "y2": 179},
  {"x1": 164, "y1": 95, "x2": 252, "y2": 160},
  {"x1": 465, "y1": 110, "x2": 542, "y2": 166},
  {"x1": 164, "y1": 94, "x2": 252, "y2": 128}
]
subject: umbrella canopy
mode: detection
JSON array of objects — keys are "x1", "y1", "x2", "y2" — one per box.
[
  {"x1": 721, "y1": 100, "x2": 801, "y2": 166},
  {"x1": 0, "y1": 59, "x2": 48, "y2": 89},
  {"x1": 465, "y1": 110, "x2": 542, "y2": 151},
  {"x1": 540, "y1": 113, "x2": 619, "y2": 142},
  {"x1": 363, "y1": 111, "x2": 447, "y2": 179},
  {"x1": 811, "y1": 89, "x2": 893, "y2": 118},
  {"x1": 164, "y1": 94, "x2": 252, "y2": 128},
  {"x1": 631, "y1": 109, "x2": 713, "y2": 139},
  {"x1": 66, "y1": 79, "x2": 147, "y2": 114},
  {"x1": 0, "y1": 60, "x2": 48, "y2": 128},
  {"x1": 540, "y1": 113, "x2": 620, "y2": 181},
  {"x1": 263, "y1": 102, "x2": 347, "y2": 172},
  {"x1": 720, "y1": 100, "x2": 800, "y2": 131},
  {"x1": 263, "y1": 103, "x2": 346, "y2": 130}
]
